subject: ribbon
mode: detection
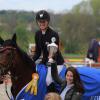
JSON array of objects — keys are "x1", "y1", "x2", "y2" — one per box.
[{"x1": 25, "y1": 73, "x2": 39, "y2": 95}]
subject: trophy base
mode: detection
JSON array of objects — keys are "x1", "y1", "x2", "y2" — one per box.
[
  {"x1": 47, "y1": 59, "x2": 55, "y2": 67},
  {"x1": 48, "y1": 58, "x2": 54, "y2": 63}
]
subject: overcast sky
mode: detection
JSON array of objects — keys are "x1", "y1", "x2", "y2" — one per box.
[{"x1": 0, "y1": 0, "x2": 83, "y2": 13}]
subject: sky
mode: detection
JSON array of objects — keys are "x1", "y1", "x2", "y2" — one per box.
[{"x1": 0, "y1": 0, "x2": 83, "y2": 13}]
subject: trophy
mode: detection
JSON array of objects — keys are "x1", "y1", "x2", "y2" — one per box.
[
  {"x1": 47, "y1": 38, "x2": 63, "y2": 85},
  {"x1": 47, "y1": 39, "x2": 58, "y2": 63}
]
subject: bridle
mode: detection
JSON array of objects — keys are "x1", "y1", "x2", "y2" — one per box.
[
  {"x1": 0, "y1": 46, "x2": 15, "y2": 75},
  {"x1": 0, "y1": 46, "x2": 16, "y2": 99}
]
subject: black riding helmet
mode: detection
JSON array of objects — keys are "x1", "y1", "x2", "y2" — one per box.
[{"x1": 36, "y1": 10, "x2": 50, "y2": 22}]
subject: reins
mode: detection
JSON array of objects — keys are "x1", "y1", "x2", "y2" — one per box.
[
  {"x1": 5, "y1": 75, "x2": 11, "y2": 100},
  {"x1": 5, "y1": 47, "x2": 15, "y2": 100},
  {"x1": 0, "y1": 46, "x2": 15, "y2": 100}
]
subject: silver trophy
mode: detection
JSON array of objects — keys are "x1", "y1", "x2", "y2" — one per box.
[{"x1": 47, "y1": 42, "x2": 58, "y2": 63}]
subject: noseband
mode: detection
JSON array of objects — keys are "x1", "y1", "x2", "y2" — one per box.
[
  {"x1": 0, "y1": 46, "x2": 15, "y2": 76},
  {"x1": 0, "y1": 46, "x2": 16, "y2": 99}
]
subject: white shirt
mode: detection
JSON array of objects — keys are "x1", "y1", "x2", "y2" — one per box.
[{"x1": 60, "y1": 84, "x2": 74, "y2": 100}]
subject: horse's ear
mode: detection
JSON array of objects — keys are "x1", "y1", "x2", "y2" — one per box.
[
  {"x1": 12, "y1": 33, "x2": 17, "y2": 43},
  {"x1": 0, "y1": 36, "x2": 4, "y2": 45}
]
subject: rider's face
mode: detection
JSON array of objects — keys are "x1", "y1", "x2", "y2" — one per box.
[{"x1": 37, "y1": 20, "x2": 49, "y2": 31}]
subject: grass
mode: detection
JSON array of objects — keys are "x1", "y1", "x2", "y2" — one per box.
[{"x1": 63, "y1": 53, "x2": 85, "y2": 59}]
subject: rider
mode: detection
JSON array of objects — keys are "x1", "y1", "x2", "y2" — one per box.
[
  {"x1": 32, "y1": 10, "x2": 64, "y2": 65},
  {"x1": 32, "y1": 10, "x2": 65, "y2": 92}
]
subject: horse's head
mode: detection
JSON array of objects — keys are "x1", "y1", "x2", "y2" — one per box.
[
  {"x1": 0, "y1": 34, "x2": 17, "y2": 77},
  {"x1": 0, "y1": 34, "x2": 36, "y2": 97}
]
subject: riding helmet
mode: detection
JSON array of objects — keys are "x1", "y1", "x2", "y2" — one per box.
[{"x1": 36, "y1": 10, "x2": 50, "y2": 22}]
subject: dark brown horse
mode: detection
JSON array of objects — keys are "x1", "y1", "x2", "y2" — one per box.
[
  {"x1": 0, "y1": 34, "x2": 65, "y2": 100},
  {"x1": 0, "y1": 34, "x2": 36, "y2": 98}
]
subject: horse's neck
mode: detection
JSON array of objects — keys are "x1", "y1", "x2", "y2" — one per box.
[
  {"x1": 11, "y1": 58, "x2": 33, "y2": 81},
  {"x1": 10, "y1": 58, "x2": 33, "y2": 97}
]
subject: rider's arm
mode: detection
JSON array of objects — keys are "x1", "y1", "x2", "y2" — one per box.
[{"x1": 32, "y1": 32, "x2": 41, "y2": 62}]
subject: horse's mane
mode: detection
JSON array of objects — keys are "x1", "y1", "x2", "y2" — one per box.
[{"x1": 15, "y1": 45, "x2": 36, "y2": 72}]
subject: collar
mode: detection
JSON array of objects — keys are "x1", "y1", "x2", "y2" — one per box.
[
  {"x1": 42, "y1": 31, "x2": 46, "y2": 35},
  {"x1": 41, "y1": 27, "x2": 50, "y2": 35}
]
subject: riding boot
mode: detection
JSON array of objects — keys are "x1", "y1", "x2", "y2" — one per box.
[
  {"x1": 50, "y1": 62, "x2": 64, "y2": 85},
  {"x1": 47, "y1": 82, "x2": 58, "y2": 93}
]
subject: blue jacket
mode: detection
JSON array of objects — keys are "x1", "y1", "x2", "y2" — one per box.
[{"x1": 87, "y1": 39, "x2": 99, "y2": 62}]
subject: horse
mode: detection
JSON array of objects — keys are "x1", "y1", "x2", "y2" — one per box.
[
  {"x1": 0, "y1": 34, "x2": 66, "y2": 100},
  {"x1": 0, "y1": 34, "x2": 38, "y2": 98},
  {"x1": 0, "y1": 34, "x2": 100, "y2": 100}
]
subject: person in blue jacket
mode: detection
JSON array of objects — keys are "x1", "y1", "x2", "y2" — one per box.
[{"x1": 85, "y1": 38, "x2": 100, "y2": 64}]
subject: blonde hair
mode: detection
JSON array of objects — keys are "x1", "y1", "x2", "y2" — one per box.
[{"x1": 44, "y1": 92, "x2": 61, "y2": 100}]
